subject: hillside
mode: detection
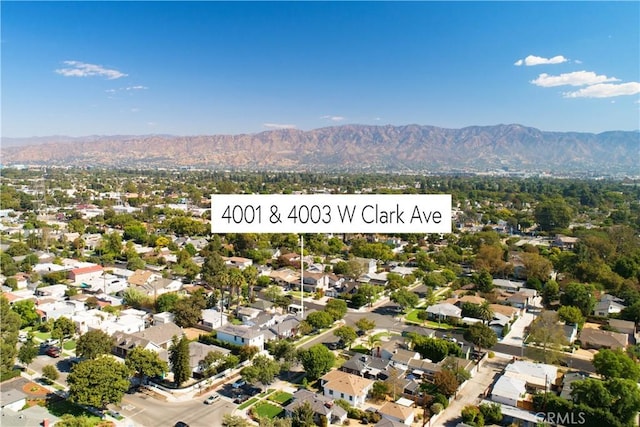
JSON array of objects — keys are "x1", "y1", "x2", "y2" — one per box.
[{"x1": 1, "y1": 124, "x2": 638, "y2": 174}]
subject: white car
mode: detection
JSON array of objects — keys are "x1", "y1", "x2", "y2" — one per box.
[{"x1": 204, "y1": 394, "x2": 220, "y2": 404}]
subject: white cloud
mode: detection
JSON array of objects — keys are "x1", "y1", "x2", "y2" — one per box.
[
  {"x1": 574, "y1": 60, "x2": 583, "y2": 64},
  {"x1": 55, "y1": 60, "x2": 127, "y2": 79},
  {"x1": 531, "y1": 71, "x2": 619, "y2": 87},
  {"x1": 263, "y1": 123, "x2": 296, "y2": 129},
  {"x1": 514, "y1": 55, "x2": 568, "y2": 66},
  {"x1": 105, "y1": 85, "x2": 148, "y2": 93},
  {"x1": 563, "y1": 82, "x2": 640, "y2": 98},
  {"x1": 125, "y1": 85, "x2": 148, "y2": 91},
  {"x1": 321, "y1": 115, "x2": 345, "y2": 122}
]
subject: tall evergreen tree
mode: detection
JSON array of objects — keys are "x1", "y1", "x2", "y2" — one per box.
[{"x1": 169, "y1": 335, "x2": 191, "y2": 387}]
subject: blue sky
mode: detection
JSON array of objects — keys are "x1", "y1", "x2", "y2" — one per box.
[{"x1": 2, "y1": 1, "x2": 639, "y2": 137}]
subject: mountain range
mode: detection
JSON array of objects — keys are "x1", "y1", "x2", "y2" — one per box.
[{"x1": 1, "y1": 124, "x2": 638, "y2": 175}]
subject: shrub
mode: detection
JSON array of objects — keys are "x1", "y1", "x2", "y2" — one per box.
[
  {"x1": 488, "y1": 351, "x2": 495, "y2": 359},
  {"x1": 433, "y1": 393, "x2": 449, "y2": 409}
]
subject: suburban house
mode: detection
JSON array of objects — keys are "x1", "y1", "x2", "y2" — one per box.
[
  {"x1": 72, "y1": 309, "x2": 145, "y2": 335},
  {"x1": 284, "y1": 389, "x2": 347, "y2": 425},
  {"x1": 320, "y1": 370, "x2": 374, "y2": 408},
  {"x1": 189, "y1": 341, "x2": 231, "y2": 378},
  {"x1": 491, "y1": 375, "x2": 527, "y2": 407},
  {"x1": 506, "y1": 292, "x2": 531, "y2": 309},
  {"x1": 608, "y1": 318, "x2": 636, "y2": 336},
  {"x1": 35, "y1": 284, "x2": 68, "y2": 299},
  {"x1": 552, "y1": 235, "x2": 579, "y2": 250},
  {"x1": 493, "y1": 279, "x2": 524, "y2": 294},
  {"x1": 594, "y1": 298, "x2": 626, "y2": 317},
  {"x1": 402, "y1": 325, "x2": 436, "y2": 339},
  {"x1": 378, "y1": 401, "x2": 415, "y2": 426},
  {"x1": 68, "y1": 264, "x2": 103, "y2": 285},
  {"x1": 353, "y1": 257, "x2": 377, "y2": 275},
  {"x1": 128, "y1": 269, "x2": 162, "y2": 287},
  {"x1": 503, "y1": 361, "x2": 558, "y2": 390},
  {"x1": 269, "y1": 316, "x2": 300, "y2": 339},
  {"x1": 301, "y1": 272, "x2": 330, "y2": 294},
  {"x1": 112, "y1": 333, "x2": 162, "y2": 359},
  {"x1": 340, "y1": 354, "x2": 392, "y2": 380},
  {"x1": 562, "y1": 323, "x2": 579, "y2": 345},
  {"x1": 112, "y1": 322, "x2": 183, "y2": 358},
  {"x1": 200, "y1": 309, "x2": 228, "y2": 331},
  {"x1": 216, "y1": 324, "x2": 265, "y2": 351},
  {"x1": 390, "y1": 349, "x2": 421, "y2": 371},
  {"x1": 579, "y1": 328, "x2": 628, "y2": 350},
  {"x1": 426, "y1": 303, "x2": 462, "y2": 322},
  {"x1": 0, "y1": 388, "x2": 27, "y2": 412},
  {"x1": 137, "y1": 278, "x2": 182, "y2": 297},
  {"x1": 224, "y1": 256, "x2": 253, "y2": 270},
  {"x1": 269, "y1": 268, "x2": 301, "y2": 288}
]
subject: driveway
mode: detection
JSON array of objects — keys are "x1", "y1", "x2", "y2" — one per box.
[{"x1": 436, "y1": 356, "x2": 510, "y2": 427}]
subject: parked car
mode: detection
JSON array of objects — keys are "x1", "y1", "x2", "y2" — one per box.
[
  {"x1": 43, "y1": 338, "x2": 59, "y2": 347},
  {"x1": 233, "y1": 395, "x2": 249, "y2": 404},
  {"x1": 231, "y1": 379, "x2": 246, "y2": 389},
  {"x1": 175, "y1": 422, "x2": 189, "y2": 427},
  {"x1": 46, "y1": 347, "x2": 61, "y2": 358},
  {"x1": 204, "y1": 394, "x2": 220, "y2": 404}
]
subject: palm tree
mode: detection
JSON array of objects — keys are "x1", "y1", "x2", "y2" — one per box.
[
  {"x1": 368, "y1": 332, "x2": 390, "y2": 356},
  {"x1": 478, "y1": 301, "x2": 494, "y2": 324}
]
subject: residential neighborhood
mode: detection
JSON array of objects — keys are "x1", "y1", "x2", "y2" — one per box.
[{"x1": 1, "y1": 169, "x2": 639, "y2": 427}]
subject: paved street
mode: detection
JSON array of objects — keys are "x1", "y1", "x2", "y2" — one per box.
[{"x1": 118, "y1": 391, "x2": 236, "y2": 427}]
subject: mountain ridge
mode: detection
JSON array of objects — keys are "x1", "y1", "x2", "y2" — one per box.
[{"x1": 2, "y1": 124, "x2": 638, "y2": 174}]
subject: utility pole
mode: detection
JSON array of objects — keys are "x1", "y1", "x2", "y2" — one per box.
[{"x1": 300, "y1": 235, "x2": 304, "y2": 319}]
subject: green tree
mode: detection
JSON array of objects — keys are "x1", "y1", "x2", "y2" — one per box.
[
  {"x1": 56, "y1": 414, "x2": 94, "y2": 427},
  {"x1": 172, "y1": 297, "x2": 203, "y2": 327},
  {"x1": 297, "y1": 344, "x2": 335, "y2": 381},
  {"x1": 526, "y1": 310, "x2": 567, "y2": 364},
  {"x1": 325, "y1": 298, "x2": 348, "y2": 321},
  {"x1": 390, "y1": 288, "x2": 419, "y2": 312},
  {"x1": 606, "y1": 378, "x2": 640, "y2": 424},
  {"x1": 292, "y1": 401, "x2": 316, "y2": 427},
  {"x1": 463, "y1": 323, "x2": 498, "y2": 358},
  {"x1": 126, "y1": 347, "x2": 168, "y2": 383},
  {"x1": 521, "y1": 252, "x2": 553, "y2": 282},
  {"x1": 12, "y1": 299, "x2": 39, "y2": 328},
  {"x1": 535, "y1": 198, "x2": 572, "y2": 231},
  {"x1": 76, "y1": 330, "x2": 114, "y2": 360},
  {"x1": 541, "y1": 279, "x2": 560, "y2": 306},
  {"x1": 473, "y1": 269, "x2": 494, "y2": 292},
  {"x1": 370, "y1": 381, "x2": 390, "y2": 401},
  {"x1": 334, "y1": 325, "x2": 357, "y2": 349},
  {"x1": 67, "y1": 356, "x2": 131, "y2": 408},
  {"x1": 18, "y1": 341, "x2": 38, "y2": 368},
  {"x1": 51, "y1": 316, "x2": 76, "y2": 349},
  {"x1": 1, "y1": 296, "x2": 21, "y2": 375},
  {"x1": 620, "y1": 301, "x2": 640, "y2": 323},
  {"x1": 557, "y1": 305, "x2": 585, "y2": 326},
  {"x1": 461, "y1": 405, "x2": 484, "y2": 427},
  {"x1": 560, "y1": 283, "x2": 596, "y2": 316},
  {"x1": 592, "y1": 348, "x2": 640, "y2": 381},
  {"x1": 305, "y1": 311, "x2": 334, "y2": 330},
  {"x1": 222, "y1": 414, "x2": 251, "y2": 427},
  {"x1": 42, "y1": 364, "x2": 59, "y2": 383},
  {"x1": 265, "y1": 285, "x2": 283, "y2": 302},
  {"x1": 169, "y1": 335, "x2": 191, "y2": 387},
  {"x1": 241, "y1": 354, "x2": 280, "y2": 385},
  {"x1": 155, "y1": 292, "x2": 180, "y2": 313},
  {"x1": 570, "y1": 378, "x2": 613, "y2": 409},
  {"x1": 478, "y1": 403, "x2": 502, "y2": 425},
  {"x1": 355, "y1": 318, "x2": 375, "y2": 335}
]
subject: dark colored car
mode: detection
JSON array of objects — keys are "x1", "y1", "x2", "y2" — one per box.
[
  {"x1": 46, "y1": 346, "x2": 61, "y2": 358},
  {"x1": 175, "y1": 422, "x2": 189, "y2": 427},
  {"x1": 234, "y1": 395, "x2": 249, "y2": 404}
]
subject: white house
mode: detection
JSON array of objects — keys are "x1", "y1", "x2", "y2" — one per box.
[
  {"x1": 68, "y1": 264, "x2": 104, "y2": 285},
  {"x1": 35, "y1": 284, "x2": 68, "y2": 299},
  {"x1": 216, "y1": 324, "x2": 264, "y2": 351},
  {"x1": 491, "y1": 375, "x2": 527, "y2": 407},
  {"x1": 201, "y1": 309, "x2": 228, "y2": 330},
  {"x1": 320, "y1": 370, "x2": 374, "y2": 408},
  {"x1": 0, "y1": 389, "x2": 27, "y2": 412}
]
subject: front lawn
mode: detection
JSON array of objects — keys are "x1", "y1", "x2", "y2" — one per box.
[
  {"x1": 34, "y1": 331, "x2": 51, "y2": 341},
  {"x1": 269, "y1": 391, "x2": 293, "y2": 405},
  {"x1": 63, "y1": 340, "x2": 76, "y2": 351},
  {"x1": 237, "y1": 397, "x2": 259, "y2": 410},
  {"x1": 404, "y1": 310, "x2": 454, "y2": 330},
  {"x1": 254, "y1": 402, "x2": 283, "y2": 419},
  {"x1": 46, "y1": 399, "x2": 103, "y2": 424}
]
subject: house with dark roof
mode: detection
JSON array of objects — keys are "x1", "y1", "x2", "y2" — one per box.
[
  {"x1": 189, "y1": 341, "x2": 231, "y2": 378},
  {"x1": 340, "y1": 354, "x2": 392, "y2": 380},
  {"x1": 284, "y1": 389, "x2": 347, "y2": 425},
  {"x1": 269, "y1": 316, "x2": 300, "y2": 339}
]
